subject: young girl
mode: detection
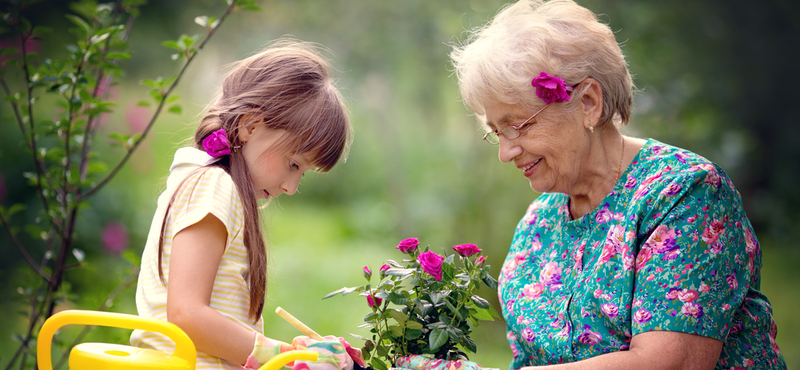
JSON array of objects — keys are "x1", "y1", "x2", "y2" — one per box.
[{"x1": 130, "y1": 40, "x2": 359, "y2": 370}]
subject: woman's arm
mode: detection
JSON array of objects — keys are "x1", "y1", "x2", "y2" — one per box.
[
  {"x1": 524, "y1": 331, "x2": 722, "y2": 370},
  {"x1": 167, "y1": 213, "x2": 255, "y2": 365}
]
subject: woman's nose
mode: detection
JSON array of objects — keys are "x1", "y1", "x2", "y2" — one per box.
[{"x1": 498, "y1": 138, "x2": 522, "y2": 163}]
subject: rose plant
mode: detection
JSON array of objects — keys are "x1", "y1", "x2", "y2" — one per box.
[{"x1": 324, "y1": 238, "x2": 499, "y2": 370}]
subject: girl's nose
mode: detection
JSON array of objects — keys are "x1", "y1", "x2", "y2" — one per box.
[
  {"x1": 498, "y1": 138, "x2": 522, "y2": 163},
  {"x1": 281, "y1": 174, "x2": 302, "y2": 196}
]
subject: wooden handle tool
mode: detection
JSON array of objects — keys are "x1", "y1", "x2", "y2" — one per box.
[{"x1": 275, "y1": 306, "x2": 324, "y2": 341}]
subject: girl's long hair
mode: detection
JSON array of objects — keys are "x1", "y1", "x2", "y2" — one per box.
[{"x1": 158, "y1": 39, "x2": 351, "y2": 321}]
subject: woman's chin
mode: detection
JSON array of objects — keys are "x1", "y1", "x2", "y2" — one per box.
[{"x1": 528, "y1": 178, "x2": 553, "y2": 194}]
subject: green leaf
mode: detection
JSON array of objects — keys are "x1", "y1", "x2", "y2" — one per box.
[
  {"x1": 387, "y1": 292, "x2": 408, "y2": 305},
  {"x1": 445, "y1": 300, "x2": 463, "y2": 321},
  {"x1": 65, "y1": 14, "x2": 91, "y2": 39},
  {"x1": 137, "y1": 100, "x2": 151, "y2": 107},
  {"x1": 385, "y1": 268, "x2": 414, "y2": 278},
  {"x1": 168, "y1": 105, "x2": 182, "y2": 114},
  {"x1": 370, "y1": 358, "x2": 388, "y2": 370},
  {"x1": 388, "y1": 325, "x2": 403, "y2": 337},
  {"x1": 406, "y1": 321, "x2": 423, "y2": 330},
  {"x1": 470, "y1": 295, "x2": 490, "y2": 309},
  {"x1": 429, "y1": 290, "x2": 450, "y2": 305},
  {"x1": 461, "y1": 335, "x2": 477, "y2": 353},
  {"x1": 161, "y1": 40, "x2": 183, "y2": 51},
  {"x1": 0, "y1": 204, "x2": 25, "y2": 219},
  {"x1": 364, "y1": 312, "x2": 379, "y2": 322},
  {"x1": 387, "y1": 309, "x2": 408, "y2": 324},
  {"x1": 428, "y1": 328, "x2": 448, "y2": 351},
  {"x1": 194, "y1": 16, "x2": 209, "y2": 27},
  {"x1": 481, "y1": 272, "x2": 498, "y2": 290},
  {"x1": 322, "y1": 286, "x2": 358, "y2": 299},
  {"x1": 470, "y1": 306, "x2": 495, "y2": 321},
  {"x1": 105, "y1": 51, "x2": 131, "y2": 60}
]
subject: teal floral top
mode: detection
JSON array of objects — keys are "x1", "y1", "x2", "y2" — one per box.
[{"x1": 498, "y1": 139, "x2": 786, "y2": 369}]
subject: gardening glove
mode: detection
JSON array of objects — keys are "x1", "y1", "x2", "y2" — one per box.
[
  {"x1": 291, "y1": 335, "x2": 364, "y2": 370},
  {"x1": 394, "y1": 355, "x2": 498, "y2": 370},
  {"x1": 243, "y1": 332, "x2": 295, "y2": 369}
]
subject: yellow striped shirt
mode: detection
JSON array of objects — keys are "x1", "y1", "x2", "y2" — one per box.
[{"x1": 131, "y1": 147, "x2": 262, "y2": 370}]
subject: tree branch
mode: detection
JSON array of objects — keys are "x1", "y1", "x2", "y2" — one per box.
[{"x1": 80, "y1": 0, "x2": 238, "y2": 200}]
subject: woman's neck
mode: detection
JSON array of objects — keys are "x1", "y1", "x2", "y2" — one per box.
[{"x1": 567, "y1": 133, "x2": 643, "y2": 220}]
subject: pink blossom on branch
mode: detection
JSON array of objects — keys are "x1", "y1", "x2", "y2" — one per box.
[
  {"x1": 417, "y1": 251, "x2": 444, "y2": 281},
  {"x1": 452, "y1": 243, "x2": 481, "y2": 257},
  {"x1": 397, "y1": 237, "x2": 420, "y2": 253},
  {"x1": 367, "y1": 295, "x2": 382, "y2": 308}
]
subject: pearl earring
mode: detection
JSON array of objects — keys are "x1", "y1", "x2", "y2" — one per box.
[{"x1": 589, "y1": 125, "x2": 594, "y2": 133}]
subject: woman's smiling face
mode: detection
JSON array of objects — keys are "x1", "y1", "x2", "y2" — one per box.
[
  {"x1": 238, "y1": 126, "x2": 316, "y2": 199},
  {"x1": 484, "y1": 100, "x2": 587, "y2": 194}
]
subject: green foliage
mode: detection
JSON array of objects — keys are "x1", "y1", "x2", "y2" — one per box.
[
  {"x1": 0, "y1": 0, "x2": 254, "y2": 368},
  {"x1": 324, "y1": 240, "x2": 498, "y2": 369}
]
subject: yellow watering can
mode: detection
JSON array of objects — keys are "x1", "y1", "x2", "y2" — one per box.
[{"x1": 38, "y1": 310, "x2": 318, "y2": 370}]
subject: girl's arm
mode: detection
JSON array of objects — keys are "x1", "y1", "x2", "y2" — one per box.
[
  {"x1": 167, "y1": 213, "x2": 255, "y2": 365},
  {"x1": 523, "y1": 331, "x2": 722, "y2": 370}
]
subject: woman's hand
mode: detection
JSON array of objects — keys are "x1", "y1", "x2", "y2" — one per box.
[
  {"x1": 394, "y1": 355, "x2": 497, "y2": 370},
  {"x1": 521, "y1": 330, "x2": 722, "y2": 370}
]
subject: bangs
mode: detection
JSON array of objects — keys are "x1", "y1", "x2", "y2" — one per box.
[{"x1": 278, "y1": 86, "x2": 351, "y2": 172}]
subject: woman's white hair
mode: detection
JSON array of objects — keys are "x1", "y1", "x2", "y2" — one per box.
[{"x1": 450, "y1": 0, "x2": 633, "y2": 128}]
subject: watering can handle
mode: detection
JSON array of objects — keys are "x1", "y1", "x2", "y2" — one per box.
[
  {"x1": 258, "y1": 350, "x2": 319, "y2": 370},
  {"x1": 37, "y1": 310, "x2": 196, "y2": 370}
]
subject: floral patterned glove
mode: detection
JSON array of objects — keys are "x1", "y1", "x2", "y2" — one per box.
[
  {"x1": 394, "y1": 355, "x2": 497, "y2": 370},
  {"x1": 291, "y1": 335, "x2": 364, "y2": 370},
  {"x1": 243, "y1": 332, "x2": 296, "y2": 369}
]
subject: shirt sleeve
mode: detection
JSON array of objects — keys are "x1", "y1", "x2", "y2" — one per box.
[
  {"x1": 630, "y1": 164, "x2": 751, "y2": 341},
  {"x1": 167, "y1": 167, "x2": 242, "y2": 246}
]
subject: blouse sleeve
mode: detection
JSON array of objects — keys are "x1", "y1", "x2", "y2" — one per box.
[
  {"x1": 167, "y1": 167, "x2": 242, "y2": 245},
  {"x1": 630, "y1": 164, "x2": 752, "y2": 341}
]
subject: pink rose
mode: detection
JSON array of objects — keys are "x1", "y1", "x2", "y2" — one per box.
[
  {"x1": 531, "y1": 71, "x2": 573, "y2": 104},
  {"x1": 367, "y1": 295, "x2": 382, "y2": 308},
  {"x1": 452, "y1": 243, "x2": 481, "y2": 257},
  {"x1": 363, "y1": 266, "x2": 372, "y2": 279},
  {"x1": 201, "y1": 128, "x2": 231, "y2": 157},
  {"x1": 396, "y1": 238, "x2": 420, "y2": 253},
  {"x1": 475, "y1": 256, "x2": 486, "y2": 267},
  {"x1": 417, "y1": 251, "x2": 444, "y2": 281}
]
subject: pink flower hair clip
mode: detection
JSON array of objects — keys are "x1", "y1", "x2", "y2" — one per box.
[
  {"x1": 202, "y1": 128, "x2": 240, "y2": 157},
  {"x1": 531, "y1": 71, "x2": 573, "y2": 104}
]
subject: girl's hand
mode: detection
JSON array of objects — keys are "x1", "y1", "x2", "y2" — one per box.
[
  {"x1": 243, "y1": 333, "x2": 295, "y2": 369},
  {"x1": 394, "y1": 355, "x2": 497, "y2": 370},
  {"x1": 292, "y1": 335, "x2": 363, "y2": 370}
]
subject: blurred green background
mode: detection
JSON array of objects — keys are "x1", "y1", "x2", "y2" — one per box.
[{"x1": 1, "y1": 0, "x2": 798, "y2": 368}]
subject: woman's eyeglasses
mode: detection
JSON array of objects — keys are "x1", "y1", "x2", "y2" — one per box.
[{"x1": 482, "y1": 103, "x2": 551, "y2": 145}]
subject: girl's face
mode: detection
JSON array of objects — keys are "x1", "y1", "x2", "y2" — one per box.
[{"x1": 238, "y1": 125, "x2": 315, "y2": 199}]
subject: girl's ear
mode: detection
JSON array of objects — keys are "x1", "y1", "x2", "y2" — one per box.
[
  {"x1": 580, "y1": 78, "x2": 603, "y2": 129},
  {"x1": 236, "y1": 114, "x2": 261, "y2": 143}
]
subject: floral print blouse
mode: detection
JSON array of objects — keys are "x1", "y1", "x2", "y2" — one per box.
[{"x1": 498, "y1": 139, "x2": 786, "y2": 369}]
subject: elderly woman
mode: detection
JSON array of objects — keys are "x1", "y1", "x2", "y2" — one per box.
[{"x1": 448, "y1": 0, "x2": 786, "y2": 369}]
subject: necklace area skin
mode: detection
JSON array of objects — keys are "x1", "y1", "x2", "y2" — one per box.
[{"x1": 569, "y1": 134, "x2": 626, "y2": 219}]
